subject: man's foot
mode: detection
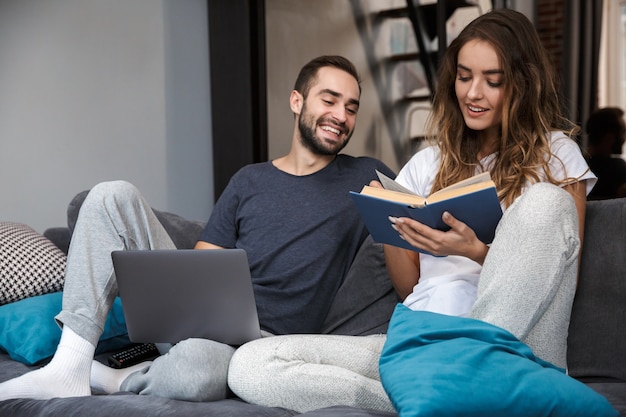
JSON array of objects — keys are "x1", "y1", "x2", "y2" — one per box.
[
  {"x1": 0, "y1": 327, "x2": 94, "y2": 400},
  {"x1": 0, "y1": 364, "x2": 91, "y2": 400},
  {"x1": 90, "y1": 360, "x2": 153, "y2": 394}
]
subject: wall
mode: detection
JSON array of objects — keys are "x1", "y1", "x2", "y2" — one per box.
[
  {"x1": 265, "y1": 0, "x2": 503, "y2": 173},
  {"x1": 0, "y1": 0, "x2": 213, "y2": 233}
]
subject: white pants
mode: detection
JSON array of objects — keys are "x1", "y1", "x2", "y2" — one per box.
[{"x1": 228, "y1": 183, "x2": 581, "y2": 413}]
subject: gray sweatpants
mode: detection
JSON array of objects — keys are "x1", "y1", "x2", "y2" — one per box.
[
  {"x1": 228, "y1": 182, "x2": 581, "y2": 413},
  {"x1": 55, "y1": 181, "x2": 235, "y2": 401}
]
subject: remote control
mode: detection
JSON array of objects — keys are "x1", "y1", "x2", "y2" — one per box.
[{"x1": 108, "y1": 343, "x2": 160, "y2": 368}]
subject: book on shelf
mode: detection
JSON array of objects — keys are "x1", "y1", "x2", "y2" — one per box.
[{"x1": 349, "y1": 170, "x2": 503, "y2": 254}]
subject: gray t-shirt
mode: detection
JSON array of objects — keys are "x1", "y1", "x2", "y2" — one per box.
[{"x1": 199, "y1": 155, "x2": 394, "y2": 335}]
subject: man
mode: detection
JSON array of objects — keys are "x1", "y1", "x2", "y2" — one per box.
[
  {"x1": 586, "y1": 107, "x2": 626, "y2": 200},
  {"x1": 0, "y1": 55, "x2": 394, "y2": 401}
]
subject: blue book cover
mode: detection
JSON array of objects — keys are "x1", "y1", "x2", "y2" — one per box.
[{"x1": 349, "y1": 183, "x2": 503, "y2": 255}]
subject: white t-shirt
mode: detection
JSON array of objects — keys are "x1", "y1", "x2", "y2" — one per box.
[{"x1": 397, "y1": 131, "x2": 597, "y2": 317}]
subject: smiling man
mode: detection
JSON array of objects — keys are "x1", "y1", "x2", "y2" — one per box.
[
  {"x1": 0, "y1": 55, "x2": 395, "y2": 402},
  {"x1": 293, "y1": 66, "x2": 360, "y2": 156},
  {"x1": 274, "y1": 64, "x2": 359, "y2": 173}
]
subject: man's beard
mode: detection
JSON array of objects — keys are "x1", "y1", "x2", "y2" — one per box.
[{"x1": 297, "y1": 108, "x2": 352, "y2": 156}]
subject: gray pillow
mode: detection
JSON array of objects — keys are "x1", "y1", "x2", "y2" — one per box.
[{"x1": 322, "y1": 235, "x2": 400, "y2": 336}]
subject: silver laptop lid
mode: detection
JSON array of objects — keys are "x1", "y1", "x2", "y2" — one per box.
[{"x1": 112, "y1": 249, "x2": 262, "y2": 346}]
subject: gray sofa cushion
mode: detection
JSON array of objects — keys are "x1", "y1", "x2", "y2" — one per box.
[
  {"x1": 67, "y1": 190, "x2": 205, "y2": 250},
  {"x1": 43, "y1": 227, "x2": 72, "y2": 255},
  {"x1": 567, "y1": 198, "x2": 626, "y2": 381},
  {"x1": 299, "y1": 406, "x2": 395, "y2": 416}
]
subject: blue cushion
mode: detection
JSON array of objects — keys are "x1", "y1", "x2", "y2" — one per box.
[
  {"x1": 379, "y1": 304, "x2": 618, "y2": 417},
  {"x1": 0, "y1": 292, "x2": 130, "y2": 365}
]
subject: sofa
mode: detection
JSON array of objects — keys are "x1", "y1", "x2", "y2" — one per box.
[{"x1": 0, "y1": 192, "x2": 624, "y2": 416}]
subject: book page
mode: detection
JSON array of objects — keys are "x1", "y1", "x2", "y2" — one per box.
[
  {"x1": 375, "y1": 170, "x2": 417, "y2": 195},
  {"x1": 364, "y1": 170, "x2": 495, "y2": 207},
  {"x1": 433, "y1": 172, "x2": 492, "y2": 194},
  {"x1": 359, "y1": 185, "x2": 426, "y2": 207},
  {"x1": 427, "y1": 178, "x2": 496, "y2": 204},
  {"x1": 426, "y1": 172, "x2": 493, "y2": 203}
]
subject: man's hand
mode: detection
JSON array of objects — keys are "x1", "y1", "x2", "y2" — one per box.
[{"x1": 194, "y1": 241, "x2": 224, "y2": 250}]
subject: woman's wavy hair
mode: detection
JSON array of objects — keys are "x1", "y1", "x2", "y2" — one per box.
[{"x1": 428, "y1": 8, "x2": 578, "y2": 207}]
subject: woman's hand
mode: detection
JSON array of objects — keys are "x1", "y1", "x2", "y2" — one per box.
[{"x1": 389, "y1": 211, "x2": 489, "y2": 264}]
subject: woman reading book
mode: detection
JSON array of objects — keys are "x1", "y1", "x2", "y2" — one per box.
[{"x1": 227, "y1": 9, "x2": 597, "y2": 413}]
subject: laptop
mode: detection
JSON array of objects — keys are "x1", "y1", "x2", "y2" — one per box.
[{"x1": 111, "y1": 249, "x2": 262, "y2": 346}]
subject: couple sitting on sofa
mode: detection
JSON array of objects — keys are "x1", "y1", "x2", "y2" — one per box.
[{"x1": 0, "y1": 10, "x2": 618, "y2": 416}]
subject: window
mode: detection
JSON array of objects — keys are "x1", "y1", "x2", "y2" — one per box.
[{"x1": 599, "y1": 0, "x2": 626, "y2": 110}]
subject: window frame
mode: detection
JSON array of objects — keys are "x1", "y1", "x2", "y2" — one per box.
[{"x1": 599, "y1": 0, "x2": 626, "y2": 109}]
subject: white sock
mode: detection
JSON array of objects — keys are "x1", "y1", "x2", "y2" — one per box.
[
  {"x1": 90, "y1": 360, "x2": 152, "y2": 394},
  {"x1": 0, "y1": 326, "x2": 95, "y2": 400}
]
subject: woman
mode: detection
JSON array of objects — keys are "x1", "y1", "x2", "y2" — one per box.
[{"x1": 227, "y1": 9, "x2": 596, "y2": 413}]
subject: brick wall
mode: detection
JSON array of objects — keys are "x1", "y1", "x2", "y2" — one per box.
[{"x1": 535, "y1": 0, "x2": 566, "y2": 74}]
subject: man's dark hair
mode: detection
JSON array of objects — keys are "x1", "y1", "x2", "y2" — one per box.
[
  {"x1": 293, "y1": 55, "x2": 361, "y2": 99},
  {"x1": 586, "y1": 107, "x2": 625, "y2": 146}
]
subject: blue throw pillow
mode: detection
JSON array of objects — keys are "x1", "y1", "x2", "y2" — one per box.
[
  {"x1": 0, "y1": 291, "x2": 130, "y2": 365},
  {"x1": 379, "y1": 304, "x2": 618, "y2": 417}
]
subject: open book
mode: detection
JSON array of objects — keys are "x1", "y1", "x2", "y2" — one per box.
[{"x1": 349, "y1": 171, "x2": 503, "y2": 254}]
